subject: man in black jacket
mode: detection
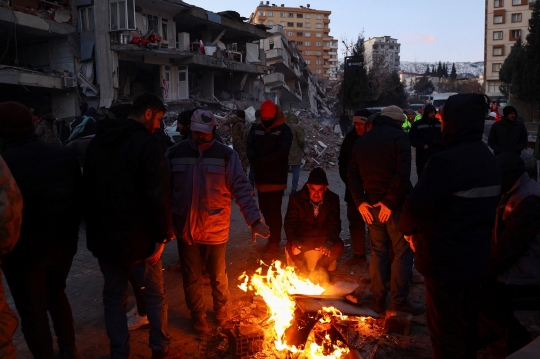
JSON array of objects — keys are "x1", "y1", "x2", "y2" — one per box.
[
  {"x1": 0, "y1": 102, "x2": 82, "y2": 359},
  {"x1": 409, "y1": 104, "x2": 442, "y2": 176},
  {"x1": 488, "y1": 106, "x2": 528, "y2": 156},
  {"x1": 84, "y1": 94, "x2": 178, "y2": 359},
  {"x1": 339, "y1": 111, "x2": 351, "y2": 136},
  {"x1": 284, "y1": 168, "x2": 343, "y2": 284},
  {"x1": 247, "y1": 100, "x2": 293, "y2": 259},
  {"x1": 348, "y1": 105, "x2": 422, "y2": 315},
  {"x1": 338, "y1": 109, "x2": 371, "y2": 265},
  {"x1": 400, "y1": 94, "x2": 501, "y2": 359}
]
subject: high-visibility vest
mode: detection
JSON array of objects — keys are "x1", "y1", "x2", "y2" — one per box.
[
  {"x1": 402, "y1": 115, "x2": 411, "y2": 133},
  {"x1": 414, "y1": 114, "x2": 422, "y2": 122}
]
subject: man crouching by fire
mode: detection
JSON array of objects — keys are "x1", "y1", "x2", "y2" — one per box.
[
  {"x1": 165, "y1": 109, "x2": 270, "y2": 336},
  {"x1": 284, "y1": 168, "x2": 344, "y2": 285}
]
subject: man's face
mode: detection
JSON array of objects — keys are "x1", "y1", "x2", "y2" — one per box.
[
  {"x1": 177, "y1": 123, "x2": 189, "y2": 135},
  {"x1": 428, "y1": 111, "x2": 436, "y2": 120},
  {"x1": 142, "y1": 109, "x2": 164, "y2": 133},
  {"x1": 507, "y1": 112, "x2": 516, "y2": 121},
  {"x1": 307, "y1": 184, "x2": 328, "y2": 203},
  {"x1": 261, "y1": 116, "x2": 274, "y2": 128},
  {"x1": 191, "y1": 130, "x2": 214, "y2": 145},
  {"x1": 354, "y1": 121, "x2": 365, "y2": 136}
]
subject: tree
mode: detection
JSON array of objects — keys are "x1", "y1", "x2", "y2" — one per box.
[
  {"x1": 373, "y1": 71, "x2": 407, "y2": 108},
  {"x1": 436, "y1": 61, "x2": 443, "y2": 78},
  {"x1": 424, "y1": 65, "x2": 431, "y2": 75},
  {"x1": 450, "y1": 63, "x2": 457, "y2": 81},
  {"x1": 414, "y1": 75, "x2": 435, "y2": 96},
  {"x1": 338, "y1": 34, "x2": 369, "y2": 111},
  {"x1": 524, "y1": 1, "x2": 540, "y2": 104},
  {"x1": 443, "y1": 63, "x2": 449, "y2": 78}
]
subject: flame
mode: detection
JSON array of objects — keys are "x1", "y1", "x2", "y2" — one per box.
[{"x1": 238, "y1": 261, "x2": 350, "y2": 358}]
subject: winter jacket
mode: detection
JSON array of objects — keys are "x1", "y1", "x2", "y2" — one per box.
[
  {"x1": 347, "y1": 115, "x2": 412, "y2": 212},
  {"x1": 247, "y1": 106, "x2": 293, "y2": 192},
  {"x1": 84, "y1": 119, "x2": 173, "y2": 266},
  {"x1": 284, "y1": 185, "x2": 341, "y2": 251},
  {"x1": 492, "y1": 173, "x2": 540, "y2": 285},
  {"x1": 409, "y1": 117, "x2": 442, "y2": 165},
  {"x1": 0, "y1": 156, "x2": 22, "y2": 259},
  {"x1": 1, "y1": 133, "x2": 82, "y2": 261},
  {"x1": 488, "y1": 118, "x2": 528, "y2": 156},
  {"x1": 338, "y1": 129, "x2": 361, "y2": 204},
  {"x1": 165, "y1": 138, "x2": 261, "y2": 245},
  {"x1": 286, "y1": 113, "x2": 305, "y2": 166},
  {"x1": 35, "y1": 121, "x2": 61, "y2": 145},
  {"x1": 400, "y1": 94, "x2": 501, "y2": 283}
]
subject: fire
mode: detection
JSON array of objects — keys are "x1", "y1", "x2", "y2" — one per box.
[{"x1": 238, "y1": 261, "x2": 350, "y2": 358}]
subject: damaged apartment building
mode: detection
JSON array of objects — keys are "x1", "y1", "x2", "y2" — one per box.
[{"x1": 0, "y1": 0, "x2": 79, "y2": 119}]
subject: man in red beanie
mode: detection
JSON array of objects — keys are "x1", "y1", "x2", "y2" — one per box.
[{"x1": 247, "y1": 100, "x2": 293, "y2": 260}]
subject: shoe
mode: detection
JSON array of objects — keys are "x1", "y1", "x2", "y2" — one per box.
[
  {"x1": 127, "y1": 309, "x2": 149, "y2": 330},
  {"x1": 152, "y1": 347, "x2": 183, "y2": 359},
  {"x1": 346, "y1": 254, "x2": 367, "y2": 266},
  {"x1": 391, "y1": 300, "x2": 425, "y2": 316},
  {"x1": 215, "y1": 306, "x2": 230, "y2": 326},
  {"x1": 373, "y1": 299, "x2": 386, "y2": 314},
  {"x1": 58, "y1": 346, "x2": 82, "y2": 359},
  {"x1": 192, "y1": 314, "x2": 210, "y2": 335},
  {"x1": 167, "y1": 262, "x2": 182, "y2": 273}
]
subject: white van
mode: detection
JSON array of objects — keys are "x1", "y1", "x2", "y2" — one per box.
[{"x1": 432, "y1": 92, "x2": 458, "y2": 108}]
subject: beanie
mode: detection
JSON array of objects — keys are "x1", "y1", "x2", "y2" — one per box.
[
  {"x1": 353, "y1": 108, "x2": 371, "y2": 123},
  {"x1": 0, "y1": 102, "x2": 35, "y2": 137},
  {"x1": 503, "y1": 106, "x2": 517, "y2": 117},
  {"x1": 260, "y1": 100, "x2": 277, "y2": 119},
  {"x1": 307, "y1": 167, "x2": 329, "y2": 185},
  {"x1": 381, "y1": 105, "x2": 404, "y2": 123}
]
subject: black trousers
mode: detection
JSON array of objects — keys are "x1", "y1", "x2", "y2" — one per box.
[
  {"x1": 2, "y1": 248, "x2": 77, "y2": 359},
  {"x1": 425, "y1": 278, "x2": 480, "y2": 359},
  {"x1": 347, "y1": 203, "x2": 366, "y2": 256},
  {"x1": 258, "y1": 190, "x2": 284, "y2": 244}
]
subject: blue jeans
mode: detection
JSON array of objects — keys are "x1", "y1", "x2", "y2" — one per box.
[
  {"x1": 291, "y1": 165, "x2": 301, "y2": 192},
  {"x1": 98, "y1": 260, "x2": 170, "y2": 359},
  {"x1": 367, "y1": 207, "x2": 414, "y2": 304}
]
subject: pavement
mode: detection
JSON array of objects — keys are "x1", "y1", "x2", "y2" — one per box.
[{"x1": 3, "y1": 166, "x2": 539, "y2": 359}]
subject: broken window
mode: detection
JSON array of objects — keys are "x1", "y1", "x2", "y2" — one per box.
[
  {"x1": 269, "y1": 41, "x2": 275, "y2": 49},
  {"x1": 109, "y1": 0, "x2": 135, "y2": 31},
  {"x1": 79, "y1": 6, "x2": 95, "y2": 32},
  {"x1": 161, "y1": 18, "x2": 169, "y2": 41}
]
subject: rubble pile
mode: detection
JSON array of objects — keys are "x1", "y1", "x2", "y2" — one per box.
[{"x1": 2, "y1": 0, "x2": 73, "y2": 24}]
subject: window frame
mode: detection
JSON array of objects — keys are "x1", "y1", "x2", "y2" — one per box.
[
  {"x1": 287, "y1": 22, "x2": 294, "y2": 27},
  {"x1": 305, "y1": 32, "x2": 311, "y2": 37},
  {"x1": 493, "y1": 45, "x2": 505, "y2": 56},
  {"x1": 297, "y1": 32, "x2": 303, "y2": 37},
  {"x1": 268, "y1": 20, "x2": 274, "y2": 26},
  {"x1": 161, "y1": 18, "x2": 169, "y2": 41},
  {"x1": 268, "y1": 11, "x2": 274, "y2": 16},
  {"x1": 109, "y1": 0, "x2": 136, "y2": 31},
  {"x1": 79, "y1": 6, "x2": 95, "y2": 32},
  {"x1": 494, "y1": 15, "x2": 503, "y2": 24},
  {"x1": 494, "y1": 0, "x2": 504, "y2": 7},
  {"x1": 511, "y1": 13, "x2": 522, "y2": 22},
  {"x1": 493, "y1": 30, "x2": 503, "y2": 40},
  {"x1": 492, "y1": 63, "x2": 502, "y2": 72},
  {"x1": 509, "y1": 29, "x2": 521, "y2": 40}
]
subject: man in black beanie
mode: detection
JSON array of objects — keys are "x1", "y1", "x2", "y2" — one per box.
[
  {"x1": 488, "y1": 105, "x2": 528, "y2": 156},
  {"x1": 284, "y1": 168, "x2": 343, "y2": 283},
  {"x1": 400, "y1": 93, "x2": 501, "y2": 359},
  {"x1": 409, "y1": 104, "x2": 442, "y2": 176}
]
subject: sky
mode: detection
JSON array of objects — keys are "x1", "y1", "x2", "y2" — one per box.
[{"x1": 188, "y1": 0, "x2": 485, "y2": 63}]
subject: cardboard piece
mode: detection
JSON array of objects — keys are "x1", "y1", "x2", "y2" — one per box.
[{"x1": 293, "y1": 295, "x2": 379, "y2": 318}]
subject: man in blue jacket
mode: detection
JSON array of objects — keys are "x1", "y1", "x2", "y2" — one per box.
[
  {"x1": 400, "y1": 93, "x2": 501, "y2": 359},
  {"x1": 166, "y1": 110, "x2": 269, "y2": 335}
]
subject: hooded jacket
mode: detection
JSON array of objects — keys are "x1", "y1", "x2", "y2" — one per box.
[
  {"x1": 487, "y1": 117, "x2": 528, "y2": 156},
  {"x1": 83, "y1": 118, "x2": 173, "y2": 265},
  {"x1": 247, "y1": 105, "x2": 293, "y2": 191},
  {"x1": 347, "y1": 115, "x2": 412, "y2": 212},
  {"x1": 400, "y1": 93, "x2": 501, "y2": 283},
  {"x1": 286, "y1": 113, "x2": 305, "y2": 166},
  {"x1": 165, "y1": 138, "x2": 261, "y2": 245},
  {"x1": 409, "y1": 116, "x2": 442, "y2": 164}
]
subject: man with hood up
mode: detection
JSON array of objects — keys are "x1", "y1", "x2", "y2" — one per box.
[
  {"x1": 286, "y1": 112, "x2": 305, "y2": 193},
  {"x1": 488, "y1": 106, "x2": 528, "y2": 157},
  {"x1": 400, "y1": 93, "x2": 501, "y2": 359},
  {"x1": 247, "y1": 100, "x2": 293, "y2": 260},
  {"x1": 409, "y1": 104, "x2": 442, "y2": 176}
]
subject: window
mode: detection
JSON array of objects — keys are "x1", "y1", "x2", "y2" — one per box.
[
  {"x1": 280, "y1": 12, "x2": 286, "y2": 17},
  {"x1": 316, "y1": 60, "x2": 322, "y2": 65},
  {"x1": 258, "y1": 11, "x2": 265, "y2": 16},
  {"x1": 493, "y1": 45, "x2": 504, "y2": 56},
  {"x1": 268, "y1": 20, "x2": 274, "y2": 25},
  {"x1": 494, "y1": 15, "x2": 503, "y2": 23},
  {"x1": 288, "y1": 13, "x2": 294, "y2": 18},
  {"x1": 512, "y1": 0, "x2": 522, "y2": 4},
  {"x1": 297, "y1": 41, "x2": 303, "y2": 46},
  {"x1": 316, "y1": 23, "x2": 322, "y2": 28},
  {"x1": 305, "y1": 32, "x2": 311, "y2": 37},
  {"x1": 510, "y1": 29, "x2": 521, "y2": 39},
  {"x1": 511, "y1": 13, "x2": 522, "y2": 22},
  {"x1": 492, "y1": 63, "x2": 502, "y2": 72},
  {"x1": 297, "y1": 23, "x2": 303, "y2": 27},
  {"x1": 316, "y1": 41, "x2": 322, "y2": 46},
  {"x1": 305, "y1": 13, "x2": 311, "y2": 19},
  {"x1": 161, "y1": 18, "x2": 168, "y2": 41},
  {"x1": 306, "y1": 60, "x2": 311, "y2": 64},
  {"x1": 304, "y1": 50, "x2": 310, "y2": 55},
  {"x1": 287, "y1": 22, "x2": 294, "y2": 27},
  {"x1": 109, "y1": 0, "x2": 135, "y2": 31},
  {"x1": 297, "y1": 13, "x2": 303, "y2": 18},
  {"x1": 297, "y1": 32, "x2": 303, "y2": 36},
  {"x1": 288, "y1": 32, "x2": 294, "y2": 36},
  {"x1": 79, "y1": 6, "x2": 95, "y2": 32},
  {"x1": 494, "y1": 0, "x2": 504, "y2": 7},
  {"x1": 316, "y1": 69, "x2": 322, "y2": 74},
  {"x1": 305, "y1": 41, "x2": 311, "y2": 46},
  {"x1": 487, "y1": 80, "x2": 502, "y2": 94},
  {"x1": 280, "y1": 21, "x2": 285, "y2": 26},
  {"x1": 316, "y1": 14, "x2": 322, "y2": 19},
  {"x1": 268, "y1": 11, "x2": 274, "y2": 16},
  {"x1": 493, "y1": 30, "x2": 503, "y2": 39},
  {"x1": 316, "y1": 32, "x2": 322, "y2": 37},
  {"x1": 316, "y1": 50, "x2": 322, "y2": 55},
  {"x1": 143, "y1": 14, "x2": 159, "y2": 32},
  {"x1": 305, "y1": 22, "x2": 311, "y2": 28}
]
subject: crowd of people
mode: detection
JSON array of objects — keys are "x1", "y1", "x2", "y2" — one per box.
[{"x1": 0, "y1": 93, "x2": 539, "y2": 359}]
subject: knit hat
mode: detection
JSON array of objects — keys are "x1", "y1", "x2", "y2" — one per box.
[
  {"x1": 307, "y1": 167, "x2": 329, "y2": 185},
  {"x1": 190, "y1": 109, "x2": 217, "y2": 134},
  {"x1": 0, "y1": 102, "x2": 35, "y2": 137},
  {"x1": 503, "y1": 106, "x2": 517, "y2": 117},
  {"x1": 260, "y1": 100, "x2": 277, "y2": 119},
  {"x1": 381, "y1": 105, "x2": 404, "y2": 123},
  {"x1": 353, "y1": 108, "x2": 371, "y2": 123}
]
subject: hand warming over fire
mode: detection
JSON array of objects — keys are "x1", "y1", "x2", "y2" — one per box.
[
  {"x1": 358, "y1": 202, "x2": 374, "y2": 224},
  {"x1": 252, "y1": 221, "x2": 270, "y2": 242},
  {"x1": 373, "y1": 202, "x2": 392, "y2": 223},
  {"x1": 291, "y1": 241, "x2": 302, "y2": 255},
  {"x1": 316, "y1": 241, "x2": 333, "y2": 256},
  {"x1": 145, "y1": 242, "x2": 165, "y2": 265}
]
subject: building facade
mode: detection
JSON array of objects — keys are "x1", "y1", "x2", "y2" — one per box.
[
  {"x1": 484, "y1": 0, "x2": 535, "y2": 98},
  {"x1": 364, "y1": 36, "x2": 401, "y2": 72},
  {"x1": 249, "y1": 2, "x2": 338, "y2": 81}
]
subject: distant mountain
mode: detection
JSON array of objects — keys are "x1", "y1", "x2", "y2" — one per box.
[{"x1": 400, "y1": 61, "x2": 484, "y2": 77}]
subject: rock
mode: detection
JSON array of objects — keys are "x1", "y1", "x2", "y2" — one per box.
[{"x1": 384, "y1": 310, "x2": 412, "y2": 336}]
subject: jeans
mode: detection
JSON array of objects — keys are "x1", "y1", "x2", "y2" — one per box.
[
  {"x1": 367, "y1": 208, "x2": 414, "y2": 304},
  {"x1": 258, "y1": 190, "x2": 284, "y2": 244},
  {"x1": 425, "y1": 278, "x2": 480, "y2": 359},
  {"x1": 99, "y1": 260, "x2": 170, "y2": 359},
  {"x1": 347, "y1": 203, "x2": 366, "y2": 256},
  {"x1": 0, "y1": 268, "x2": 17, "y2": 359},
  {"x1": 128, "y1": 273, "x2": 146, "y2": 316},
  {"x1": 291, "y1": 165, "x2": 301, "y2": 192},
  {"x1": 2, "y1": 248, "x2": 77, "y2": 359},
  {"x1": 178, "y1": 242, "x2": 228, "y2": 315}
]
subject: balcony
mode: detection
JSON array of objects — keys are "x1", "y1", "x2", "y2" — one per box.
[
  {"x1": 323, "y1": 55, "x2": 330, "y2": 60},
  {"x1": 266, "y1": 48, "x2": 285, "y2": 62},
  {"x1": 323, "y1": 46, "x2": 331, "y2": 51},
  {"x1": 263, "y1": 72, "x2": 285, "y2": 86},
  {"x1": 323, "y1": 64, "x2": 330, "y2": 69},
  {"x1": 323, "y1": 28, "x2": 330, "y2": 33},
  {"x1": 324, "y1": 37, "x2": 333, "y2": 42},
  {"x1": 323, "y1": 18, "x2": 330, "y2": 23}
]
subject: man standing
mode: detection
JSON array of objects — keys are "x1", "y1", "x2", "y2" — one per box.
[
  {"x1": 488, "y1": 106, "x2": 528, "y2": 156},
  {"x1": 409, "y1": 104, "x2": 442, "y2": 176},
  {"x1": 348, "y1": 105, "x2": 422, "y2": 315},
  {"x1": 247, "y1": 100, "x2": 293, "y2": 259},
  {"x1": 339, "y1": 111, "x2": 351, "y2": 137},
  {"x1": 0, "y1": 102, "x2": 83, "y2": 359},
  {"x1": 0, "y1": 156, "x2": 22, "y2": 359},
  {"x1": 286, "y1": 112, "x2": 305, "y2": 193},
  {"x1": 166, "y1": 110, "x2": 269, "y2": 335},
  {"x1": 400, "y1": 94, "x2": 501, "y2": 359},
  {"x1": 226, "y1": 110, "x2": 250, "y2": 174},
  {"x1": 338, "y1": 109, "x2": 371, "y2": 265},
  {"x1": 84, "y1": 94, "x2": 178, "y2": 359}
]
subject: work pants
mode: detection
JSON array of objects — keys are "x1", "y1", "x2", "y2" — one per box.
[
  {"x1": 258, "y1": 190, "x2": 284, "y2": 244},
  {"x1": 0, "y1": 267, "x2": 17, "y2": 359},
  {"x1": 347, "y1": 202, "x2": 366, "y2": 256}
]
